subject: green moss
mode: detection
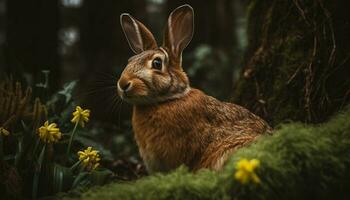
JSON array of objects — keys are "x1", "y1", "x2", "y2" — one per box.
[
  {"x1": 64, "y1": 107, "x2": 350, "y2": 200},
  {"x1": 265, "y1": 33, "x2": 309, "y2": 124}
]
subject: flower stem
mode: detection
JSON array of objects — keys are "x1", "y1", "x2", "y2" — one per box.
[{"x1": 66, "y1": 121, "x2": 79, "y2": 158}]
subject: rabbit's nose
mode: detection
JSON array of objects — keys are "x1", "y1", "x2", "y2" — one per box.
[{"x1": 118, "y1": 80, "x2": 132, "y2": 92}]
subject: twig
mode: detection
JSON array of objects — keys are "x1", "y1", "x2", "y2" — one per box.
[
  {"x1": 292, "y1": 0, "x2": 311, "y2": 26},
  {"x1": 287, "y1": 63, "x2": 304, "y2": 85}
]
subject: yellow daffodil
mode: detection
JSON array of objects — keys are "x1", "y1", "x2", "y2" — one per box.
[
  {"x1": 234, "y1": 158, "x2": 261, "y2": 184},
  {"x1": 71, "y1": 106, "x2": 90, "y2": 127},
  {"x1": 77, "y1": 147, "x2": 100, "y2": 171},
  {"x1": 38, "y1": 121, "x2": 62, "y2": 143},
  {"x1": 0, "y1": 127, "x2": 10, "y2": 136}
]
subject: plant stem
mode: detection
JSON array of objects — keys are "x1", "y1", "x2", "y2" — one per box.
[{"x1": 66, "y1": 122, "x2": 79, "y2": 158}]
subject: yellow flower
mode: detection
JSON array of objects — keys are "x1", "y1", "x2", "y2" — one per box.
[
  {"x1": 234, "y1": 158, "x2": 261, "y2": 184},
  {"x1": 0, "y1": 127, "x2": 10, "y2": 136},
  {"x1": 71, "y1": 106, "x2": 90, "y2": 127},
  {"x1": 77, "y1": 147, "x2": 100, "y2": 171},
  {"x1": 38, "y1": 121, "x2": 62, "y2": 143}
]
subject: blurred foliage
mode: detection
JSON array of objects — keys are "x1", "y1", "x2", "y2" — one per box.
[
  {"x1": 0, "y1": 78, "x2": 47, "y2": 131},
  {"x1": 186, "y1": 44, "x2": 233, "y2": 100}
]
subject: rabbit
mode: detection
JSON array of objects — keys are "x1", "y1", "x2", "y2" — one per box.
[{"x1": 118, "y1": 4, "x2": 272, "y2": 173}]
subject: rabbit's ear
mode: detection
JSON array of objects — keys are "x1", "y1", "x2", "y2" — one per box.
[
  {"x1": 163, "y1": 5, "x2": 194, "y2": 64},
  {"x1": 120, "y1": 14, "x2": 158, "y2": 54}
]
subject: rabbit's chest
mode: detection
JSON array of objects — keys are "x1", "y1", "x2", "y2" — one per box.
[
  {"x1": 132, "y1": 108, "x2": 205, "y2": 172},
  {"x1": 131, "y1": 94, "x2": 211, "y2": 172},
  {"x1": 132, "y1": 120, "x2": 195, "y2": 172}
]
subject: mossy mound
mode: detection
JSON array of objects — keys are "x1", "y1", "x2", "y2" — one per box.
[{"x1": 65, "y1": 107, "x2": 350, "y2": 200}]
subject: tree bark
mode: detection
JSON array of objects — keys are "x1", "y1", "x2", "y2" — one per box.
[{"x1": 232, "y1": 0, "x2": 350, "y2": 125}]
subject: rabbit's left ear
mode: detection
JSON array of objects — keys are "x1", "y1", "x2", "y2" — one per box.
[{"x1": 163, "y1": 5, "x2": 194, "y2": 64}]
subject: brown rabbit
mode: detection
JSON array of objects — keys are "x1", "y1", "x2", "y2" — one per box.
[{"x1": 118, "y1": 5, "x2": 271, "y2": 173}]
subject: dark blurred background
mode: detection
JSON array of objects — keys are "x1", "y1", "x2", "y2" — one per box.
[
  {"x1": 0, "y1": 0, "x2": 252, "y2": 129},
  {"x1": 0, "y1": 0, "x2": 247, "y2": 98}
]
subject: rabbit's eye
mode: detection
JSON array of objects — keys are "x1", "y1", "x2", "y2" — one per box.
[{"x1": 152, "y1": 58, "x2": 162, "y2": 70}]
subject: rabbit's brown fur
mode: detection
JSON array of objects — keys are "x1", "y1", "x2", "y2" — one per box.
[
  {"x1": 133, "y1": 89, "x2": 270, "y2": 172},
  {"x1": 118, "y1": 5, "x2": 271, "y2": 173}
]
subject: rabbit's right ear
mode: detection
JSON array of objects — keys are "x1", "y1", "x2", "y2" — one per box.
[
  {"x1": 163, "y1": 5, "x2": 194, "y2": 65},
  {"x1": 120, "y1": 14, "x2": 158, "y2": 54}
]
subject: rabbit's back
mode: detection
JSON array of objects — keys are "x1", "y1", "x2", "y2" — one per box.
[{"x1": 132, "y1": 89, "x2": 271, "y2": 172}]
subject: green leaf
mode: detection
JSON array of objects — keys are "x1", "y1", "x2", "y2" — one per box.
[
  {"x1": 32, "y1": 145, "x2": 46, "y2": 200},
  {"x1": 16, "y1": 121, "x2": 37, "y2": 167},
  {"x1": 90, "y1": 169, "x2": 113, "y2": 185},
  {"x1": 72, "y1": 172, "x2": 90, "y2": 189},
  {"x1": 71, "y1": 169, "x2": 113, "y2": 190},
  {"x1": 46, "y1": 80, "x2": 77, "y2": 110},
  {"x1": 58, "y1": 80, "x2": 77, "y2": 103},
  {"x1": 20, "y1": 120, "x2": 31, "y2": 133},
  {"x1": 48, "y1": 163, "x2": 74, "y2": 193}
]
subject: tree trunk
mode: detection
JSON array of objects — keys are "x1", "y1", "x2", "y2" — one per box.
[{"x1": 232, "y1": 0, "x2": 350, "y2": 125}]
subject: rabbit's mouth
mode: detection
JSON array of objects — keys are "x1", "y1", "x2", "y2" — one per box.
[
  {"x1": 119, "y1": 93, "x2": 155, "y2": 105},
  {"x1": 117, "y1": 81, "x2": 153, "y2": 105},
  {"x1": 119, "y1": 87, "x2": 192, "y2": 106}
]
